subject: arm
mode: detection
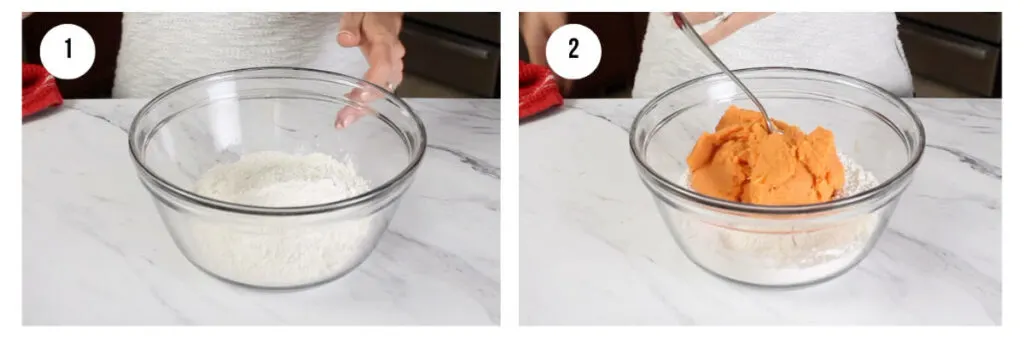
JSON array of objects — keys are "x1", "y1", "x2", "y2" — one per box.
[
  {"x1": 520, "y1": 12, "x2": 566, "y2": 67},
  {"x1": 667, "y1": 12, "x2": 774, "y2": 45}
]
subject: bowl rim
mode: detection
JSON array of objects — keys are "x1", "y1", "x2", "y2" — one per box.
[
  {"x1": 127, "y1": 66, "x2": 427, "y2": 216},
  {"x1": 629, "y1": 66, "x2": 927, "y2": 215}
]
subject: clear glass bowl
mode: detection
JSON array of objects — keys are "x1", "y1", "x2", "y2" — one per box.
[
  {"x1": 629, "y1": 67, "x2": 926, "y2": 287},
  {"x1": 128, "y1": 67, "x2": 426, "y2": 290}
]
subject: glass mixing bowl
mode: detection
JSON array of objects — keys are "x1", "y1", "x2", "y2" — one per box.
[
  {"x1": 128, "y1": 67, "x2": 426, "y2": 290},
  {"x1": 630, "y1": 67, "x2": 925, "y2": 288}
]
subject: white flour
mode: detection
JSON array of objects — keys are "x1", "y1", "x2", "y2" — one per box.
[
  {"x1": 674, "y1": 152, "x2": 882, "y2": 286},
  {"x1": 182, "y1": 151, "x2": 381, "y2": 288}
]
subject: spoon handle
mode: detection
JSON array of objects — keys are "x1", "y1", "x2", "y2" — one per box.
[{"x1": 670, "y1": 13, "x2": 777, "y2": 133}]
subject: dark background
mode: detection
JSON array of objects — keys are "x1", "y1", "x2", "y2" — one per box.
[
  {"x1": 519, "y1": 12, "x2": 1002, "y2": 99},
  {"x1": 23, "y1": 12, "x2": 501, "y2": 99}
]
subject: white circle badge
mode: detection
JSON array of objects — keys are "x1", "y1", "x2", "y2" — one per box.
[
  {"x1": 39, "y1": 24, "x2": 96, "y2": 80},
  {"x1": 545, "y1": 24, "x2": 602, "y2": 80}
]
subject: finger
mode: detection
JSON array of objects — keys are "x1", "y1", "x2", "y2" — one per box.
[
  {"x1": 336, "y1": 13, "x2": 402, "y2": 129},
  {"x1": 337, "y1": 12, "x2": 365, "y2": 47},
  {"x1": 359, "y1": 13, "x2": 403, "y2": 86},
  {"x1": 392, "y1": 41, "x2": 405, "y2": 85},
  {"x1": 361, "y1": 12, "x2": 402, "y2": 41},
  {"x1": 543, "y1": 12, "x2": 568, "y2": 31},
  {"x1": 520, "y1": 13, "x2": 550, "y2": 66},
  {"x1": 337, "y1": 78, "x2": 383, "y2": 129},
  {"x1": 538, "y1": 13, "x2": 568, "y2": 66},
  {"x1": 700, "y1": 21, "x2": 729, "y2": 45},
  {"x1": 361, "y1": 41, "x2": 395, "y2": 89},
  {"x1": 716, "y1": 12, "x2": 772, "y2": 35},
  {"x1": 557, "y1": 78, "x2": 573, "y2": 96},
  {"x1": 725, "y1": 12, "x2": 774, "y2": 26},
  {"x1": 390, "y1": 58, "x2": 404, "y2": 89},
  {"x1": 523, "y1": 31, "x2": 549, "y2": 66},
  {"x1": 670, "y1": 12, "x2": 722, "y2": 29},
  {"x1": 336, "y1": 42, "x2": 395, "y2": 128},
  {"x1": 336, "y1": 89, "x2": 378, "y2": 129},
  {"x1": 392, "y1": 40, "x2": 406, "y2": 59},
  {"x1": 684, "y1": 12, "x2": 722, "y2": 25},
  {"x1": 701, "y1": 12, "x2": 772, "y2": 45},
  {"x1": 383, "y1": 47, "x2": 406, "y2": 94}
]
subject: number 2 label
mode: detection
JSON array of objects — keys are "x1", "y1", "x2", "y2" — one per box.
[{"x1": 545, "y1": 24, "x2": 601, "y2": 80}]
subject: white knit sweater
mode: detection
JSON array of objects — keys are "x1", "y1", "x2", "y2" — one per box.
[
  {"x1": 633, "y1": 13, "x2": 914, "y2": 98},
  {"x1": 112, "y1": 13, "x2": 368, "y2": 98}
]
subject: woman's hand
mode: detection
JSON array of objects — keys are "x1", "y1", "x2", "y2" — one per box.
[
  {"x1": 520, "y1": 12, "x2": 573, "y2": 94},
  {"x1": 672, "y1": 12, "x2": 773, "y2": 45},
  {"x1": 520, "y1": 12, "x2": 566, "y2": 67},
  {"x1": 335, "y1": 12, "x2": 405, "y2": 128}
]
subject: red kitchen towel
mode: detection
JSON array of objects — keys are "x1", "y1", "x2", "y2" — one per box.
[
  {"x1": 519, "y1": 60, "x2": 563, "y2": 120},
  {"x1": 23, "y1": 63, "x2": 63, "y2": 117}
]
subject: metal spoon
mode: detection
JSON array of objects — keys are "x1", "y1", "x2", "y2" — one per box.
[{"x1": 670, "y1": 12, "x2": 778, "y2": 134}]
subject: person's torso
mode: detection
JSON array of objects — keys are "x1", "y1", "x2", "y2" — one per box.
[
  {"x1": 113, "y1": 12, "x2": 368, "y2": 98},
  {"x1": 633, "y1": 13, "x2": 914, "y2": 98}
]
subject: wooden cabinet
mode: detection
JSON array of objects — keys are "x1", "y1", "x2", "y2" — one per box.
[
  {"x1": 897, "y1": 12, "x2": 1002, "y2": 98},
  {"x1": 401, "y1": 13, "x2": 501, "y2": 98}
]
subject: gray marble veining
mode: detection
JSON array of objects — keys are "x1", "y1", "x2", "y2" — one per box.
[
  {"x1": 520, "y1": 98, "x2": 1001, "y2": 325},
  {"x1": 22, "y1": 99, "x2": 500, "y2": 325}
]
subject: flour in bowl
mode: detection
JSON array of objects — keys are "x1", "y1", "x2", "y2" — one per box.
[
  {"x1": 673, "y1": 152, "x2": 882, "y2": 286},
  {"x1": 181, "y1": 151, "x2": 383, "y2": 288},
  {"x1": 194, "y1": 151, "x2": 370, "y2": 207}
]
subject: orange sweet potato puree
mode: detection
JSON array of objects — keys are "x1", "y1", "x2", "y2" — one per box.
[{"x1": 686, "y1": 105, "x2": 845, "y2": 205}]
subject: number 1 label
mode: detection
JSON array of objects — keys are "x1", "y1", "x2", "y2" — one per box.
[{"x1": 39, "y1": 24, "x2": 95, "y2": 80}]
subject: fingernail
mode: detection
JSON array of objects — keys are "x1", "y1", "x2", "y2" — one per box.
[
  {"x1": 342, "y1": 115, "x2": 357, "y2": 128},
  {"x1": 338, "y1": 31, "x2": 355, "y2": 42},
  {"x1": 335, "y1": 120, "x2": 344, "y2": 129}
]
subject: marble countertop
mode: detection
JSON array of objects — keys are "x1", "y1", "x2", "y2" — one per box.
[
  {"x1": 520, "y1": 98, "x2": 1001, "y2": 325},
  {"x1": 23, "y1": 99, "x2": 500, "y2": 325}
]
